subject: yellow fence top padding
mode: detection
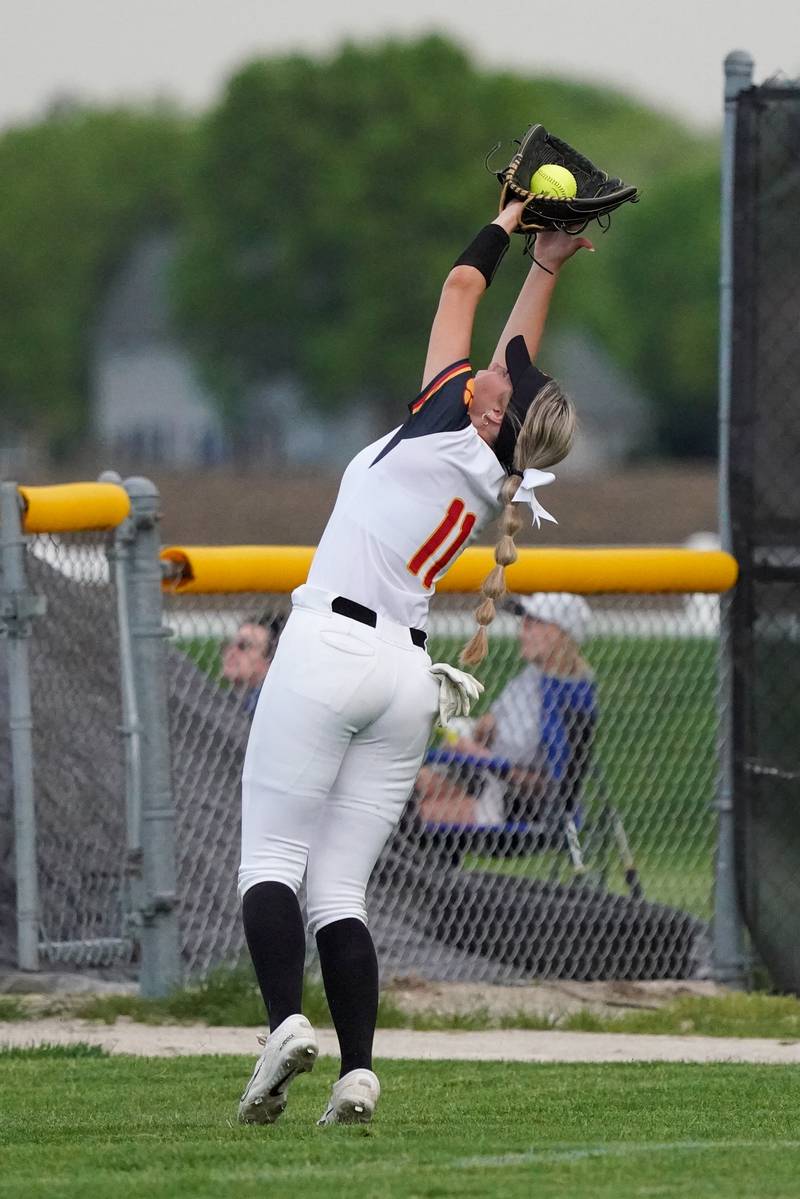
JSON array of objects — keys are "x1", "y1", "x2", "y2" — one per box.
[
  {"x1": 19, "y1": 483, "x2": 130, "y2": 534},
  {"x1": 161, "y1": 546, "x2": 316, "y2": 594},
  {"x1": 445, "y1": 547, "x2": 738, "y2": 594},
  {"x1": 161, "y1": 545, "x2": 738, "y2": 596}
]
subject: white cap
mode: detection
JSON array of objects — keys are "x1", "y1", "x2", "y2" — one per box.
[{"x1": 513, "y1": 592, "x2": 592, "y2": 644}]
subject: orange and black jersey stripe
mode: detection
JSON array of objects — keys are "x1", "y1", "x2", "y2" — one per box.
[{"x1": 371, "y1": 360, "x2": 474, "y2": 467}]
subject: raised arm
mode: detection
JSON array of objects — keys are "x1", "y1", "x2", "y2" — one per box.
[
  {"x1": 491, "y1": 230, "x2": 593, "y2": 367},
  {"x1": 421, "y1": 202, "x2": 524, "y2": 389}
]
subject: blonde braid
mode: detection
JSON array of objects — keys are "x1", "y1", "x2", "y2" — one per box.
[
  {"x1": 459, "y1": 378, "x2": 576, "y2": 668},
  {"x1": 459, "y1": 474, "x2": 523, "y2": 667}
]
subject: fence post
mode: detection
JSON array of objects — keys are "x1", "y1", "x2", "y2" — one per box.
[
  {"x1": 124, "y1": 476, "x2": 181, "y2": 997},
  {"x1": 99, "y1": 470, "x2": 145, "y2": 955},
  {"x1": 713, "y1": 50, "x2": 753, "y2": 987},
  {"x1": 0, "y1": 482, "x2": 46, "y2": 971}
]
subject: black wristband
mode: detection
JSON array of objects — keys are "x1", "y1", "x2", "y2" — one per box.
[{"x1": 452, "y1": 224, "x2": 510, "y2": 287}]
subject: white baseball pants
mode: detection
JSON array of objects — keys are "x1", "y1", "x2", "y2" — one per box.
[{"x1": 238, "y1": 584, "x2": 439, "y2": 933}]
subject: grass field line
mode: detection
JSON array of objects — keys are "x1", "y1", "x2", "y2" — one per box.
[
  {"x1": 454, "y1": 1140, "x2": 800, "y2": 1168},
  {"x1": 2, "y1": 1020, "x2": 800, "y2": 1063}
]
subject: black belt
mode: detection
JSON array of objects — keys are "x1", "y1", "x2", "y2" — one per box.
[{"x1": 331, "y1": 596, "x2": 427, "y2": 649}]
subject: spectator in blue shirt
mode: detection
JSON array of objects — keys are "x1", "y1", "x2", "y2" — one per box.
[{"x1": 417, "y1": 593, "x2": 596, "y2": 831}]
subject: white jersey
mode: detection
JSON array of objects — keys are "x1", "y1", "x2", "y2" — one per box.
[{"x1": 307, "y1": 359, "x2": 507, "y2": 628}]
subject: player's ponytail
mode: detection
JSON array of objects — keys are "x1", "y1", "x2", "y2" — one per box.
[
  {"x1": 460, "y1": 381, "x2": 576, "y2": 668},
  {"x1": 459, "y1": 473, "x2": 523, "y2": 666}
]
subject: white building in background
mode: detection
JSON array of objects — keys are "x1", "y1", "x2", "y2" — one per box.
[
  {"x1": 91, "y1": 234, "x2": 652, "y2": 471},
  {"x1": 243, "y1": 374, "x2": 381, "y2": 469},
  {"x1": 92, "y1": 230, "x2": 228, "y2": 466},
  {"x1": 544, "y1": 329, "x2": 653, "y2": 475},
  {"x1": 90, "y1": 230, "x2": 379, "y2": 469}
]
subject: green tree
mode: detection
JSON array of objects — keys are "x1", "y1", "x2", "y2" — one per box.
[
  {"x1": 606, "y1": 161, "x2": 721, "y2": 457},
  {"x1": 0, "y1": 107, "x2": 191, "y2": 451},
  {"x1": 0, "y1": 36, "x2": 721, "y2": 459},
  {"x1": 175, "y1": 35, "x2": 720, "y2": 453}
]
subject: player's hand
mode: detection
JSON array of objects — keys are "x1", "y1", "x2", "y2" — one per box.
[
  {"x1": 534, "y1": 229, "x2": 594, "y2": 272},
  {"x1": 472, "y1": 713, "x2": 496, "y2": 746},
  {"x1": 493, "y1": 200, "x2": 526, "y2": 235},
  {"x1": 454, "y1": 736, "x2": 493, "y2": 759}
]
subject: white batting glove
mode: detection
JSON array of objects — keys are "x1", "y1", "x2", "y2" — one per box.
[{"x1": 429, "y1": 662, "x2": 484, "y2": 727}]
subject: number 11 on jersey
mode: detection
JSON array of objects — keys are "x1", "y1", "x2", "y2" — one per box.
[{"x1": 407, "y1": 498, "x2": 476, "y2": 589}]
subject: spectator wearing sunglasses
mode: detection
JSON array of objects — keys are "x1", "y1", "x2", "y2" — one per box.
[{"x1": 222, "y1": 616, "x2": 283, "y2": 718}]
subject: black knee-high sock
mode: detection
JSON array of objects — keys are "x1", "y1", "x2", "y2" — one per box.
[
  {"x1": 242, "y1": 881, "x2": 305, "y2": 1031},
  {"x1": 316, "y1": 918, "x2": 379, "y2": 1077}
]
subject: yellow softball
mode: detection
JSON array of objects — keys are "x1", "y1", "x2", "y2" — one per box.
[{"x1": 529, "y1": 164, "x2": 578, "y2": 199}]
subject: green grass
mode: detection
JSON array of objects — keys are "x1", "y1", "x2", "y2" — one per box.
[
  {"x1": 63, "y1": 963, "x2": 800, "y2": 1041},
  {"x1": 74, "y1": 962, "x2": 283, "y2": 1026},
  {"x1": 555, "y1": 991, "x2": 800, "y2": 1039},
  {"x1": 464, "y1": 844, "x2": 713, "y2": 919},
  {"x1": 0, "y1": 996, "x2": 28, "y2": 1021},
  {"x1": 72, "y1": 968, "x2": 423, "y2": 1031},
  {"x1": 0, "y1": 1043, "x2": 110, "y2": 1060},
  {"x1": 176, "y1": 635, "x2": 225, "y2": 679},
  {"x1": 0, "y1": 1053, "x2": 798, "y2": 1198}
]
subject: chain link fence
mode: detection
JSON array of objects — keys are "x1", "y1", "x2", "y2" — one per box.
[
  {"x1": 165, "y1": 594, "x2": 291, "y2": 977},
  {"x1": 729, "y1": 72, "x2": 800, "y2": 993},
  {"x1": 0, "y1": 481, "x2": 735, "y2": 991},
  {"x1": 0, "y1": 479, "x2": 180, "y2": 993},
  {"x1": 165, "y1": 585, "x2": 721, "y2": 983},
  {"x1": 0, "y1": 528, "x2": 131, "y2": 969}
]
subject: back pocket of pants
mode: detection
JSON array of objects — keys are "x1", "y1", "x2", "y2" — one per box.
[{"x1": 288, "y1": 626, "x2": 376, "y2": 710}]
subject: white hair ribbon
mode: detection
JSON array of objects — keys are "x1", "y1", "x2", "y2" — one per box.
[{"x1": 510, "y1": 468, "x2": 557, "y2": 528}]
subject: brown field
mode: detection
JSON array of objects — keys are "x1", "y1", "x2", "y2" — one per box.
[{"x1": 41, "y1": 459, "x2": 718, "y2": 547}]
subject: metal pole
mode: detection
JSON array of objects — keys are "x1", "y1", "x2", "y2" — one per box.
[
  {"x1": 99, "y1": 470, "x2": 144, "y2": 953},
  {"x1": 124, "y1": 476, "x2": 180, "y2": 997},
  {"x1": 713, "y1": 50, "x2": 753, "y2": 987},
  {"x1": 0, "y1": 482, "x2": 45, "y2": 971}
]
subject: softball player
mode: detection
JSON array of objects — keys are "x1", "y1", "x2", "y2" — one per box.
[{"x1": 237, "y1": 200, "x2": 593, "y2": 1126}]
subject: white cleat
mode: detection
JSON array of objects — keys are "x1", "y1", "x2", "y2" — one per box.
[
  {"x1": 317, "y1": 1068, "x2": 381, "y2": 1126},
  {"x1": 238, "y1": 1013, "x2": 318, "y2": 1125}
]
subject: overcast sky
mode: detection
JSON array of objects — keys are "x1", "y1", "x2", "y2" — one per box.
[{"x1": 3, "y1": 0, "x2": 798, "y2": 133}]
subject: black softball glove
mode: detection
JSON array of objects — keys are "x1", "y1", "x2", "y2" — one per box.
[{"x1": 497, "y1": 123, "x2": 639, "y2": 234}]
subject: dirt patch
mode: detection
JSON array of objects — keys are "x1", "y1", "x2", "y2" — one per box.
[
  {"x1": 1, "y1": 971, "x2": 727, "y2": 1024},
  {"x1": 41, "y1": 461, "x2": 717, "y2": 548},
  {"x1": 382, "y1": 977, "x2": 729, "y2": 1021},
  {"x1": 154, "y1": 462, "x2": 718, "y2": 547},
  {"x1": 1, "y1": 1019, "x2": 798, "y2": 1064}
]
